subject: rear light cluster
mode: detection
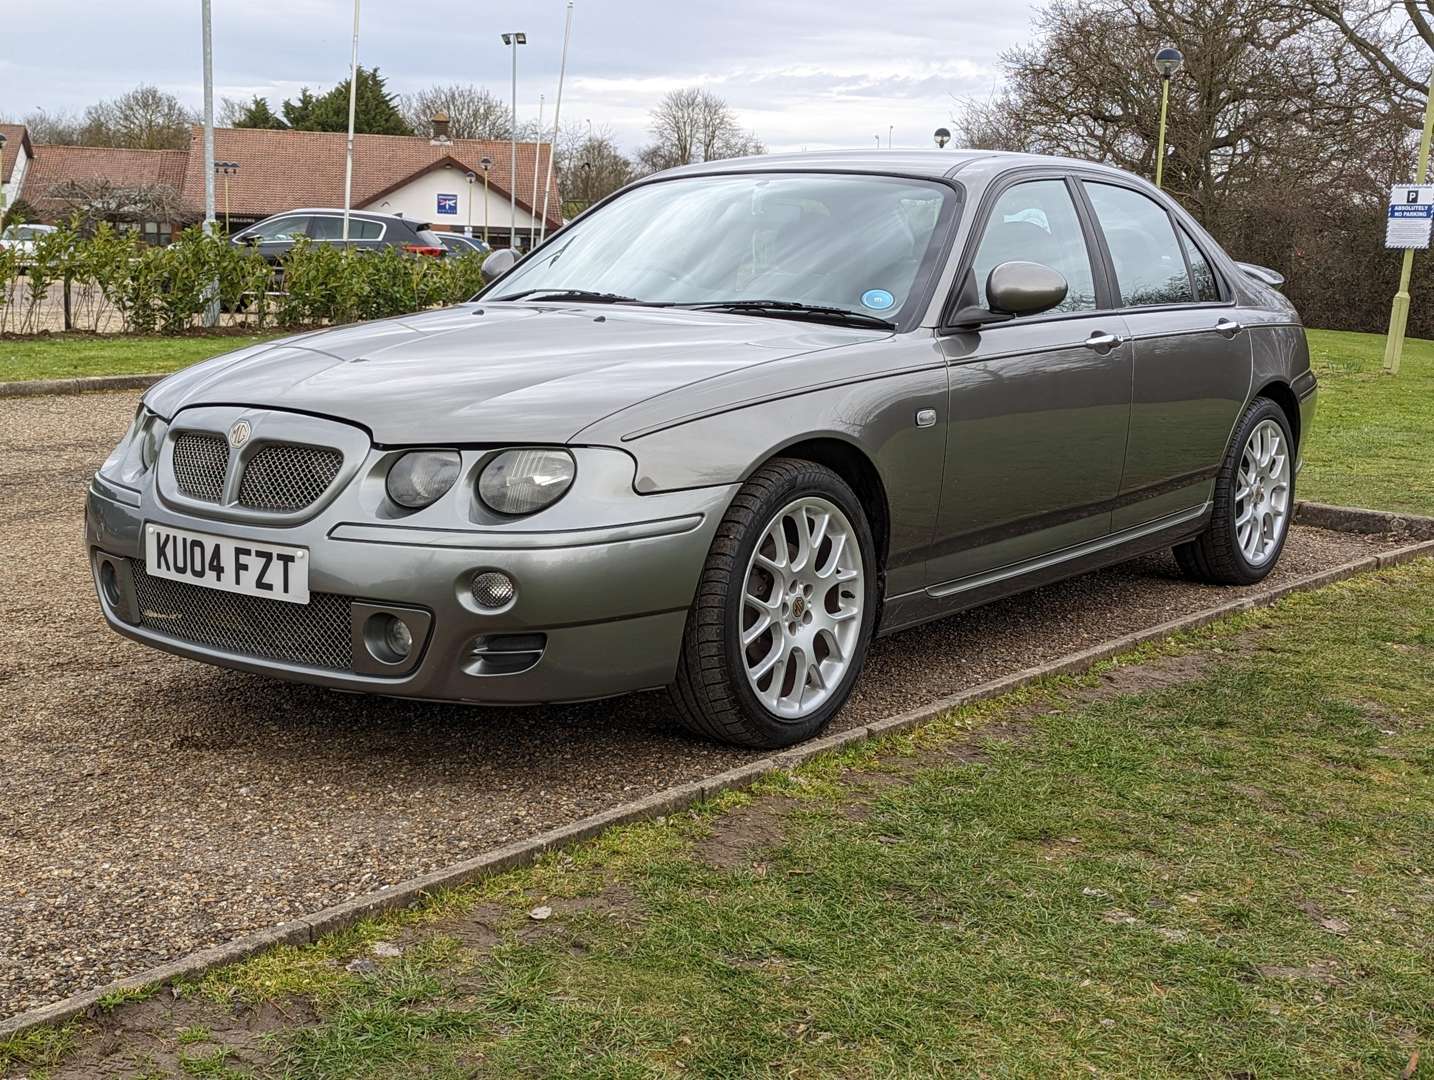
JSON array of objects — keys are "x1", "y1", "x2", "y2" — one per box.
[{"x1": 402, "y1": 244, "x2": 446, "y2": 257}]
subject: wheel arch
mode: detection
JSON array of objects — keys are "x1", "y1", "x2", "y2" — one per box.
[
  {"x1": 1252, "y1": 379, "x2": 1301, "y2": 450},
  {"x1": 757, "y1": 436, "x2": 891, "y2": 572}
]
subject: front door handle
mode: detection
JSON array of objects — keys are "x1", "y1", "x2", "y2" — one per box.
[
  {"x1": 1214, "y1": 317, "x2": 1244, "y2": 338},
  {"x1": 1083, "y1": 331, "x2": 1124, "y2": 352}
]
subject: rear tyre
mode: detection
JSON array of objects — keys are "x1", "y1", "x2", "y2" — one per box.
[
  {"x1": 669, "y1": 458, "x2": 879, "y2": 749},
  {"x1": 1174, "y1": 397, "x2": 1295, "y2": 585}
]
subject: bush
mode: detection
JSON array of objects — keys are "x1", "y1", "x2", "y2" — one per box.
[{"x1": 0, "y1": 222, "x2": 489, "y2": 335}]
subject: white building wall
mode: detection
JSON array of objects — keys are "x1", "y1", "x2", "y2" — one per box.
[
  {"x1": 361, "y1": 165, "x2": 542, "y2": 239},
  {"x1": 2, "y1": 147, "x2": 30, "y2": 214}
]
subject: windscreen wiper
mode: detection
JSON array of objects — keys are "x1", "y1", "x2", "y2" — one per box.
[
  {"x1": 492, "y1": 288, "x2": 653, "y2": 304},
  {"x1": 682, "y1": 299, "x2": 896, "y2": 330}
]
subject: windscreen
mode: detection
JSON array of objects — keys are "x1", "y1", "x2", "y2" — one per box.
[{"x1": 489, "y1": 172, "x2": 958, "y2": 322}]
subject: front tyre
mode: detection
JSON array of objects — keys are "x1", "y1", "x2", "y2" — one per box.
[
  {"x1": 1174, "y1": 397, "x2": 1295, "y2": 585},
  {"x1": 670, "y1": 459, "x2": 879, "y2": 748}
]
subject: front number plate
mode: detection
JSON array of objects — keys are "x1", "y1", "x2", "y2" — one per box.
[{"x1": 145, "y1": 524, "x2": 309, "y2": 605}]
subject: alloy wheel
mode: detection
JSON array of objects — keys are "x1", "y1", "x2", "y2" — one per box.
[
  {"x1": 740, "y1": 496, "x2": 865, "y2": 719},
  {"x1": 1235, "y1": 417, "x2": 1291, "y2": 567}
]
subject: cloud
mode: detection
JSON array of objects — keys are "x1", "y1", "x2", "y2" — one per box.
[{"x1": 4, "y1": 0, "x2": 1033, "y2": 152}]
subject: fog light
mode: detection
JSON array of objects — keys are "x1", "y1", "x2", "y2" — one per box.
[
  {"x1": 385, "y1": 617, "x2": 413, "y2": 658},
  {"x1": 99, "y1": 560, "x2": 121, "y2": 607},
  {"x1": 364, "y1": 613, "x2": 414, "y2": 665},
  {"x1": 471, "y1": 570, "x2": 516, "y2": 611}
]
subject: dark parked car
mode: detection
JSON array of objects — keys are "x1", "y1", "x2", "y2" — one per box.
[
  {"x1": 439, "y1": 233, "x2": 491, "y2": 256},
  {"x1": 231, "y1": 209, "x2": 447, "y2": 262},
  {"x1": 90, "y1": 150, "x2": 1314, "y2": 750}
]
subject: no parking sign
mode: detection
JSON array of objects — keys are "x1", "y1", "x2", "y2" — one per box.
[{"x1": 1385, "y1": 184, "x2": 1434, "y2": 249}]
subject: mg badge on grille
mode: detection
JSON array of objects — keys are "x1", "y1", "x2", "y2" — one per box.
[{"x1": 228, "y1": 420, "x2": 252, "y2": 448}]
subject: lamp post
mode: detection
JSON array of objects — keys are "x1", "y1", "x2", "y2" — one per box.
[
  {"x1": 214, "y1": 161, "x2": 239, "y2": 234},
  {"x1": 0, "y1": 132, "x2": 8, "y2": 225},
  {"x1": 933, "y1": 127, "x2": 950, "y2": 149},
  {"x1": 501, "y1": 31, "x2": 527, "y2": 251},
  {"x1": 464, "y1": 171, "x2": 477, "y2": 237},
  {"x1": 1153, "y1": 46, "x2": 1183, "y2": 189},
  {"x1": 888, "y1": 124, "x2": 894, "y2": 149},
  {"x1": 342, "y1": 0, "x2": 362, "y2": 243},
  {"x1": 1382, "y1": 63, "x2": 1434, "y2": 376},
  {"x1": 479, "y1": 156, "x2": 493, "y2": 245}
]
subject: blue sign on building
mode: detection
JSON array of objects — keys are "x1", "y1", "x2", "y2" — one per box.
[{"x1": 437, "y1": 193, "x2": 459, "y2": 215}]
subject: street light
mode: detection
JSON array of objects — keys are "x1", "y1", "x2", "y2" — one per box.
[
  {"x1": 501, "y1": 31, "x2": 527, "y2": 251},
  {"x1": 213, "y1": 161, "x2": 240, "y2": 234},
  {"x1": 888, "y1": 124, "x2": 894, "y2": 149},
  {"x1": 1153, "y1": 46, "x2": 1183, "y2": 189},
  {"x1": 479, "y1": 156, "x2": 493, "y2": 245},
  {"x1": 464, "y1": 171, "x2": 477, "y2": 237},
  {"x1": 934, "y1": 127, "x2": 950, "y2": 149},
  {"x1": 0, "y1": 132, "x2": 8, "y2": 225}
]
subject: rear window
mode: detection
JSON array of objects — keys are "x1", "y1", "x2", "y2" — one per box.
[{"x1": 415, "y1": 228, "x2": 445, "y2": 248}]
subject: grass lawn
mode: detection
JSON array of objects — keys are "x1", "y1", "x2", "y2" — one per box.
[
  {"x1": 0, "y1": 332, "x2": 283, "y2": 383},
  {"x1": 8, "y1": 558, "x2": 1432, "y2": 1078},
  {"x1": 1301, "y1": 329, "x2": 1434, "y2": 516}
]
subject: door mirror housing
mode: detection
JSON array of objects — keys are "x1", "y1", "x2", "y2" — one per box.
[
  {"x1": 481, "y1": 248, "x2": 520, "y2": 283},
  {"x1": 946, "y1": 261, "x2": 1069, "y2": 329},
  {"x1": 986, "y1": 261, "x2": 1069, "y2": 317}
]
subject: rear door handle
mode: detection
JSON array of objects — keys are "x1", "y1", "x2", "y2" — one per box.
[
  {"x1": 1214, "y1": 317, "x2": 1244, "y2": 338},
  {"x1": 1083, "y1": 331, "x2": 1124, "y2": 352}
]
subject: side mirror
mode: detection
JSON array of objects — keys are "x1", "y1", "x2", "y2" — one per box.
[
  {"x1": 986, "y1": 261, "x2": 1069, "y2": 317},
  {"x1": 481, "y1": 248, "x2": 520, "y2": 283},
  {"x1": 947, "y1": 261, "x2": 1068, "y2": 329},
  {"x1": 1236, "y1": 261, "x2": 1284, "y2": 289}
]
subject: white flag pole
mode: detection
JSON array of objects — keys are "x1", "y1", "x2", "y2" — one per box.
[{"x1": 539, "y1": 1, "x2": 573, "y2": 245}]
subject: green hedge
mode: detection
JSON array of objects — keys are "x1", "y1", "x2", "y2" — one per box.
[{"x1": 0, "y1": 223, "x2": 488, "y2": 335}]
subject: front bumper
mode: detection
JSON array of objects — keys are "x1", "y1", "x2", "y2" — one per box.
[{"x1": 87, "y1": 467, "x2": 736, "y2": 705}]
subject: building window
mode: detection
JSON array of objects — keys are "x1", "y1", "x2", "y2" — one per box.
[{"x1": 142, "y1": 221, "x2": 173, "y2": 247}]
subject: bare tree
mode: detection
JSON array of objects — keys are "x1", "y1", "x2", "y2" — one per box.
[
  {"x1": 77, "y1": 85, "x2": 196, "y2": 150},
  {"x1": 955, "y1": 0, "x2": 1404, "y2": 229},
  {"x1": 18, "y1": 108, "x2": 84, "y2": 145},
  {"x1": 562, "y1": 128, "x2": 637, "y2": 212},
  {"x1": 403, "y1": 84, "x2": 513, "y2": 140},
  {"x1": 637, "y1": 88, "x2": 764, "y2": 173},
  {"x1": 1297, "y1": 0, "x2": 1434, "y2": 126},
  {"x1": 46, "y1": 179, "x2": 194, "y2": 235}
]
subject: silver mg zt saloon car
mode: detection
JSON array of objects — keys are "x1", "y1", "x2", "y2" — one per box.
[{"x1": 88, "y1": 150, "x2": 1315, "y2": 749}]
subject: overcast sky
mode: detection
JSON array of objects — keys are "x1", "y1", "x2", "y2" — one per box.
[{"x1": 2, "y1": 0, "x2": 1036, "y2": 153}]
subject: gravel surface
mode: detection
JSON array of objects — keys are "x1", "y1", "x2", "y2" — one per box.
[{"x1": 0, "y1": 390, "x2": 1407, "y2": 1019}]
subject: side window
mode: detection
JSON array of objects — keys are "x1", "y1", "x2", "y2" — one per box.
[
  {"x1": 306, "y1": 216, "x2": 343, "y2": 240},
  {"x1": 971, "y1": 180, "x2": 1097, "y2": 313},
  {"x1": 1178, "y1": 226, "x2": 1220, "y2": 302},
  {"x1": 1084, "y1": 183, "x2": 1193, "y2": 306},
  {"x1": 248, "y1": 216, "x2": 309, "y2": 242},
  {"x1": 351, "y1": 219, "x2": 383, "y2": 240}
]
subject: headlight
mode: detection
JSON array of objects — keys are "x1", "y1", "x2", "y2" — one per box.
[
  {"x1": 139, "y1": 415, "x2": 168, "y2": 470},
  {"x1": 478, "y1": 448, "x2": 575, "y2": 515},
  {"x1": 386, "y1": 450, "x2": 462, "y2": 509}
]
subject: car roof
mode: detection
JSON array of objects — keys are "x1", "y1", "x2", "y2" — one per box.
[
  {"x1": 654, "y1": 148, "x2": 1144, "y2": 185},
  {"x1": 270, "y1": 208, "x2": 413, "y2": 222}
]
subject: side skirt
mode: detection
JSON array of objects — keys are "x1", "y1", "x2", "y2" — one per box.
[{"x1": 876, "y1": 504, "x2": 1212, "y2": 638}]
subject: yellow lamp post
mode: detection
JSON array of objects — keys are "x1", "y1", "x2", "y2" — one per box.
[
  {"x1": 1382, "y1": 64, "x2": 1434, "y2": 376},
  {"x1": 1153, "y1": 47, "x2": 1184, "y2": 189}
]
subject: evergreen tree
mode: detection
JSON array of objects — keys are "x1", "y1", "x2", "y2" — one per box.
[
  {"x1": 227, "y1": 95, "x2": 286, "y2": 130},
  {"x1": 282, "y1": 68, "x2": 411, "y2": 135}
]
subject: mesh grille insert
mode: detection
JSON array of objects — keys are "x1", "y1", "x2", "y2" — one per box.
[
  {"x1": 238, "y1": 443, "x2": 344, "y2": 512},
  {"x1": 130, "y1": 561, "x2": 353, "y2": 671},
  {"x1": 172, "y1": 433, "x2": 229, "y2": 502}
]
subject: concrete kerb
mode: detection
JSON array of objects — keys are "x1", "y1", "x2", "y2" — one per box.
[
  {"x1": 2, "y1": 509, "x2": 1433, "y2": 1041},
  {"x1": 0, "y1": 374, "x2": 162, "y2": 399}
]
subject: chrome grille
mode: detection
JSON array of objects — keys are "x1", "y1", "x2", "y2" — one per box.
[
  {"x1": 238, "y1": 443, "x2": 343, "y2": 512},
  {"x1": 172, "y1": 433, "x2": 229, "y2": 502},
  {"x1": 130, "y1": 561, "x2": 353, "y2": 670}
]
